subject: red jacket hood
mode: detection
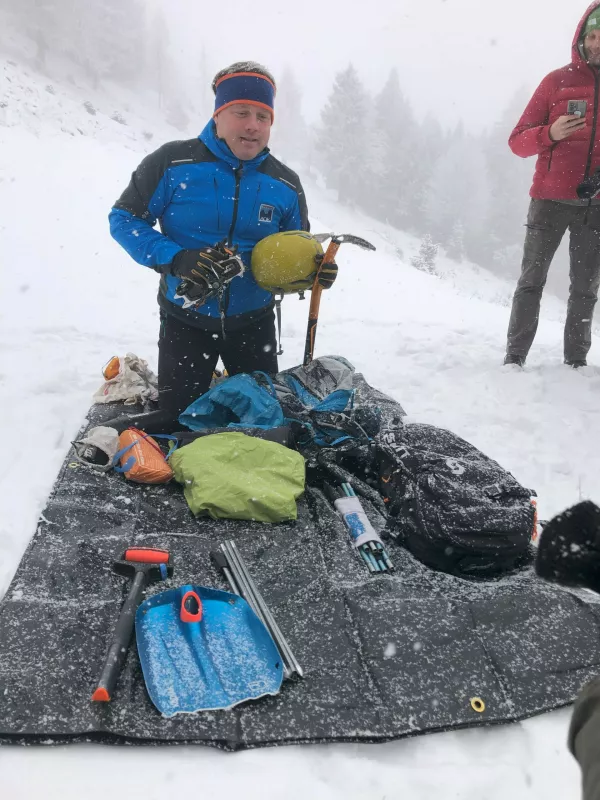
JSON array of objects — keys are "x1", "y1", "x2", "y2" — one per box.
[{"x1": 573, "y1": 3, "x2": 600, "y2": 64}]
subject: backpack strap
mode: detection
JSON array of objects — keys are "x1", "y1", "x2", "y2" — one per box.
[
  {"x1": 112, "y1": 441, "x2": 136, "y2": 473},
  {"x1": 252, "y1": 370, "x2": 278, "y2": 398},
  {"x1": 149, "y1": 433, "x2": 179, "y2": 459}
]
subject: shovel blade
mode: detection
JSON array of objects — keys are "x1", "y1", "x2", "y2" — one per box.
[{"x1": 136, "y1": 585, "x2": 284, "y2": 716}]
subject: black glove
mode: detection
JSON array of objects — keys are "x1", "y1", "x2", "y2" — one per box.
[
  {"x1": 314, "y1": 254, "x2": 338, "y2": 290},
  {"x1": 535, "y1": 501, "x2": 600, "y2": 592},
  {"x1": 170, "y1": 245, "x2": 244, "y2": 308}
]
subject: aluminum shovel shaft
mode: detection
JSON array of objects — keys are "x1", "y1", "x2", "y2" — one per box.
[
  {"x1": 217, "y1": 542, "x2": 303, "y2": 679},
  {"x1": 222, "y1": 542, "x2": 294, "y2": 679},
  {"x1": 229, "y1": 541, "x2": 304, "y2": 679},
  {"x1": 221, "y1": 542, "x2": 295, "y2": 679}
]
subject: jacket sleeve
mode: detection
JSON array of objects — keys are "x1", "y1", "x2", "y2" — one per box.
[
  {"x1": 508, "y1": 75, "x2": 556, "y2": 158},
  {"x1": 108, "y1": 145, "x2": 184, "y2": 270},
  {"x1": 281, "y1": 175, "x2": 310, "y2": 232},
  {"x1": 569, "y1": 676, "x2": 600, "y2": 800}
]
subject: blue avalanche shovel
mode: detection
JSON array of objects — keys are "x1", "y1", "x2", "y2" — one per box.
[{"x1": 135, "y1": 584, "x2": 284, "y2": 717}]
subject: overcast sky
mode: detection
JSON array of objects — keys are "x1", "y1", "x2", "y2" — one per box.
[{"x1": 170, "y1": 0, "x2": 593, "y2": 131}]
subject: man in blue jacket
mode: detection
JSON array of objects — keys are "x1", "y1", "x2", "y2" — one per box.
[{"x1": 109, "y1": 61, "x2": 334, "y2": 418}]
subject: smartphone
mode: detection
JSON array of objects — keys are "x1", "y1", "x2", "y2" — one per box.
[{"x1": 567, "y1": 100, "x2": 588, "y2": 118}]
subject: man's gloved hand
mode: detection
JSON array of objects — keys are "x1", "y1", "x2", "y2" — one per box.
[
  {"x1": 170, "y1": 245, "x2": 244, "y2": 308},
  {"x1": 314, "y1": 254, "x2": 338, "y2": 290},
  {"x1": 535, "y1": 501, "x2": 600, "y2": 593}
]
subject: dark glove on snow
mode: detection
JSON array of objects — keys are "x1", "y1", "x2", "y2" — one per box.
[
  {"x1": 535, "y1": 501, "x2": 600, "y2": 593},
  {"x1": 314, "y1": 254, "x2": 338, "y2": 290},
  {"x1": 170, "y1": 245, "x2": 244, "y2": 307}
]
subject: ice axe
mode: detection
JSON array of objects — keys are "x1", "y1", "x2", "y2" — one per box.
[
  {"x1": 92, "y1": 547, "x2": 172, "y2": 702},
  {"x1": 304, "y1": 233, "x2": 376, "y2": 366}
]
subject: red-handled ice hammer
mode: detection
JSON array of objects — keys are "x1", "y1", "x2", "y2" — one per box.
[
  {"x1": 304, "y1": 233, "x2": 376, "y2": 366},
  {"x1": 92, "y1": 547, "x2": 172, "y2": 702}
]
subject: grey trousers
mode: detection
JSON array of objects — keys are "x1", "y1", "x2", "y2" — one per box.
[
  {"x1": 506, "y1": 199, "x2": 600, "y2": 361},
  {"x1": 569, "y1": 676, "x2": 600, "y2": 800}
]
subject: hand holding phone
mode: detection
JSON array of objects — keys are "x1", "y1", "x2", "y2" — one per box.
[
  {"x1": 567, "y1": 100, "x2": 588, "y2": 118},
  {"x1": 550, "y1": 108, "x2": 587, "y2": 142}
]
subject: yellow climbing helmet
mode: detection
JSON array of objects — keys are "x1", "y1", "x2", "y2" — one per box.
[{"x1": 251, "y1": 231, "x2": 324, "y2": 294}]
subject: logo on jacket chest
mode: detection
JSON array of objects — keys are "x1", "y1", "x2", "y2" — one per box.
[{"x1": 258, "y1": 203, "x2": 274, "y2": 222}]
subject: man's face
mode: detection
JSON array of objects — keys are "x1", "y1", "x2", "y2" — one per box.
[
  {"x1": 584, "y1": 29, "x2": 600, "y2": 66},
  {"x1": 214, "y1": 104, "x2": 272, "y2": 160}
]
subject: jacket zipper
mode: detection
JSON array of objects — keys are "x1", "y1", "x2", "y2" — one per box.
[
  {"x1": 222, "y1": 162, "x2": 243, "y2": 317},
  {"x1": 583, "y1": 70, "x2": 600, "y2": 181},
  {"x1": 227, "y1": 162, "x2": 243, "y2": 246},
  {"x1": 547, "y1": 146, "x2": 555, "y2": 172}
]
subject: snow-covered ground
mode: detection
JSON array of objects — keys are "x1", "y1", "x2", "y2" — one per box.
[{"x1": 1, "y1": 57, "x2": 598, "y2": 799}]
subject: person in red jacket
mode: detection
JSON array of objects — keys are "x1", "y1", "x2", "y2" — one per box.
[{"x1": 505, "y1": 3, "x2": 600, "y2": 368}]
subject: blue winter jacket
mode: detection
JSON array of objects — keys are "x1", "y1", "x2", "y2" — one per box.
[{"x1": 109, "y1": 121, "x2": 309, "y2": 330}]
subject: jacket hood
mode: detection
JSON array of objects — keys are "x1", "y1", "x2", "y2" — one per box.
[
  {"x1": 573, "y1": 2, "x2": 600, "y2": 64},
  {"x1": 198, "y1": 120, "x2": 270, "y2": 169}
]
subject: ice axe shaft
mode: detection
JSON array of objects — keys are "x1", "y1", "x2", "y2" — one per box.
[
  {"x1": 304, "y1": 239, "x2": 340, "y2": 367},
  {"x1": 303, "y1": 234, "x2": 375, "y2": 366}
]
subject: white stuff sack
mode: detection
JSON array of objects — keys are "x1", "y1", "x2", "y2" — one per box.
[
  {"x1": 93, "y1": 353, "x2": 159, "y2": 405},
  {"x1": 72, "y1": 426, "x2": 120, "y2": 472}
]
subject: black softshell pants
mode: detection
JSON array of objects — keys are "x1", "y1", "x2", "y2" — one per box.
[
  {"x1": 157, "y1": 310, "x2": 278, "y2": 415},
  {"x1": 506, "y1": 199, "x2": 600, "y2": 362}
]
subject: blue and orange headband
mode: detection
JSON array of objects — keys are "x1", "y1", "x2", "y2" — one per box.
[{"x1": 213, "y1": 72, "x2": 276, "y2": 120}]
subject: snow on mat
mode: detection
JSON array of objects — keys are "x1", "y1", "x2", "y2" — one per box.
[{"x1": 0, "y1": 404, "x2": 599, "y2": 749}]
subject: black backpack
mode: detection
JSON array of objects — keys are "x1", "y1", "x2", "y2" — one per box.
[{"x1": 377, "y1": 422, "x2": 535, "y2": 578}]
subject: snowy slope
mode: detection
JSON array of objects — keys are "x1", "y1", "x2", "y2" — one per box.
[{"x1": 1, "y1": 57, "x2": 597, "y2": 799}]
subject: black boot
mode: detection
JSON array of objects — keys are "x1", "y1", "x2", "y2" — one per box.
[
  {"x1": 103, "y1": 407, "x2": 182, "y2": 435},
  {"x1": 504, "y1": 354, "x2": 526, "y2": 367},
  {"x1": 565, "y1": 359, "x2": 587, "y2": 369}
]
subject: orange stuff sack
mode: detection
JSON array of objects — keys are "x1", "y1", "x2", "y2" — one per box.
[{"x1": 117, "y1": 428, "x2": 173, "y2": 484}]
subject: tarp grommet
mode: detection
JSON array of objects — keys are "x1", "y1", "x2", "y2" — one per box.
[{"x1": 470, "y1": 697, "x2": 486, "y2": 713}]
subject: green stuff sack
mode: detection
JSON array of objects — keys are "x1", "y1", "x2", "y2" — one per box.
[{"x1": 170, "y1": 432, "x2": 305, "y2": 523}]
